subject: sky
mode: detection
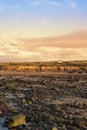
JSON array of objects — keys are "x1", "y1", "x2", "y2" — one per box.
[{"x1": 0, "y1": 0, "x2": 87, "y2": 62}]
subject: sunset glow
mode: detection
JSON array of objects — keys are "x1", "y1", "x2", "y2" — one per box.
[{"x1": 0, "y1": 0, "x2": 87, "y2": 61}]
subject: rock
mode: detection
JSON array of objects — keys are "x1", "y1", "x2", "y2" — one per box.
[
  {"x1": 52, "y1": 127, "x2": 58, "y2": 130},
  {"x1": 2, "y1": 114, "x2": 26, "y2": 129},
  {"x1": 49, "y1": 115, "x2": 55, "y2": 121},
  {"x1": 0, "y1": 110, "x2": 2, "y2": 114},
  {"x1": 0, "y1": 71, "x2": 87, "y2": 130}
]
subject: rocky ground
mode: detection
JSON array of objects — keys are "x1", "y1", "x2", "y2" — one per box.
[{"x1": 0, "y1": 71, "x2": 87, "y2": 130}]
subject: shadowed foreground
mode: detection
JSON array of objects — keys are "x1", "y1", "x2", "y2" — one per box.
[{"x1": 0, "y1": 70, "x2": 87, "y2": 129}]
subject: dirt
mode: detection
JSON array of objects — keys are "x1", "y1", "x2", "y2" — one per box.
[{"x1": 0, "y1": 72, "x2": 87, "y2": 130}]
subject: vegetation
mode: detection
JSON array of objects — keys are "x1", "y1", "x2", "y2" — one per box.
[{"x1": 0, "y1": 61, "x2": 87, "y2": 73}]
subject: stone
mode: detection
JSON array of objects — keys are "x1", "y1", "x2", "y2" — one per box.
[
  {"x1": 3, "y1": 114, "x2": 26, "y2": 128},
  {"x1": 52, "y1": 127, "x2": 58, "y2": 130},
  {"x1": 0, "y1": 110, "x2": 2, "y2": 114}
]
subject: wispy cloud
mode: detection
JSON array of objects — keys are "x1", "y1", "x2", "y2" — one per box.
[
  {"x1": 0, "y1": 31, "x2": 87, "y2": 61},
  {"x1": 1, "y1": 31, "x2": 87, "y2": 50},
  {"x1": 27, "y1": 0, "x2": 78, "y2": 10},
  {"x1": 28, "y1": 0, "x2": 62, "y2": 7},
  {"x1": 67, "y1": 0, "x2": 78, "y2": 9},
  {"x1": 7, "y1": 5, "x2": 21, "y2": 9},
  {"x1": 14, "y1": 31, "x2": 87, "y2": 61}
]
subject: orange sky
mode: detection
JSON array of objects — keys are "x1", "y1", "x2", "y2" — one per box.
[
  {"x1": 0, "y1": 0, "x2": 87, "y2": 61},
  {"x1": 0, "y1": 31, "x2": 87, "y2": 61}
]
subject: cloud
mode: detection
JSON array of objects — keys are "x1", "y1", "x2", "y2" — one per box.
[
  {"x1": 27, "y1": 0, "x2": 78, "y2": 10},
  {"x1": 7, "y1": 5, "x2": 21, "y2": 9},
  {"x1": 28, "y1": 0, "x2": 62, "y2": 7},
  {"x1": 67, "y1": 0, "x2": 78, "y2": 9},
  {"x1": 0, "y1": 31, "x2": 87, "y2": 61},
  {"x1": 17, "y1": 31, "x2": 87, "y2": 50},
  {"x1": 14, "y1": 31, "x2": 87, "y2": 61}
]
